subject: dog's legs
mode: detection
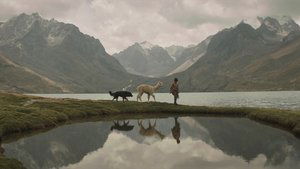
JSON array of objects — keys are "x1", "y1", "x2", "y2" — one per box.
[
  {"x1": 116, "y1": 96, "x2": 119, "y2": 102},
  {"x1": 147, "y1": 94, "x2": 150, "y2": 102},
  {"x1": 125, "y1": 97, "x2": 129, "y2": 101}
]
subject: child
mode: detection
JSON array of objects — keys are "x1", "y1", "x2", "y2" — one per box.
[{"x1": 170, "y1": 78, "x2": 179, "y2": 105}]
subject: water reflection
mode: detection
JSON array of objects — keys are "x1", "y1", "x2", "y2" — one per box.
[
  {"x1": 3, "y1": 117, "x2": 300, "y2": 169},
  {"x1": 138, "y1": 120, "x2": 165, "y2": 140},
  {"x1": 110, "y1": 121, "x2": 134, "y2": 132},
  {"x1": 0, "y1": 137, "x2": 4, "y2": 156},
  {"x1": 172, "y1": 117, "x2": 181, "y2": 144}
]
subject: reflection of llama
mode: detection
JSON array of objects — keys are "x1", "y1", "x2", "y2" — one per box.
[
  {"x1": 138, "y1": 120, "x2": 165, "y2": 140},
  {"x1": 110, "y1": 121, "x2": 134, "y2": 131},
  {"x1": 136, "y1": 81, "x2": 163, "y2": 102}
]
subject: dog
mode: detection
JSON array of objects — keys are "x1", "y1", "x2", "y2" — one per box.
[
  {"x1": 110, "y1": 121, "x2": 134, "y2": 131},
  {"x1": 109, "y1": 91, "x2": 133, "y2": 102}
]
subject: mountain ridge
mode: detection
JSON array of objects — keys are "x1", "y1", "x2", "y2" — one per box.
[{"x1": 0, "y1": 13, "x2": 137, "y2": 93}]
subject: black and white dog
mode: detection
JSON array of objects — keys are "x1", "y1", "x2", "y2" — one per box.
[{"x1": 109, "y1": 91, "x2": 133, "y2": 102}]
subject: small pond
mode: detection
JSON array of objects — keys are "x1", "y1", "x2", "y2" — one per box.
[{"x1": 3, "y1": 116, "x2": 300, "y2": 169}]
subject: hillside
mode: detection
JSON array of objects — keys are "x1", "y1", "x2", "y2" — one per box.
[
  {"x1": 0, "y1": 13, "x2": 138, "y2": 93},
  {"x1": 164, "y1": 17, "x2": 300, "y2": 91},
  {"x1": 0, "y1": 53, "x2": 64, "y2": 93},
  {"x1": 113, "y1": 41, "x2": 175, "y2": 77}
]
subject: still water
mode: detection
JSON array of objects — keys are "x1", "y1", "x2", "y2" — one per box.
[
  {"x1": 3, "y1": 117, "x2": 300, "y2": 169},
  {"x1": 32, "y1": 91, "x2": 300, "y2": 109}
]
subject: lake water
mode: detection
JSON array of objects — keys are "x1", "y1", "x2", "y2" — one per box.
[
  {"x1": 31, "y1": 91, "x2": 300, "y2": 109},
  {"x1": 3, "y1": 116, "x2": 300, "y2": 169}
]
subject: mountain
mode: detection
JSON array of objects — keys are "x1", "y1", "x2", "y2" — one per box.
[
  {"x1": 167, "y1": 36, "x2": 211, "y2": 75},
  {"x1": 114, "y1": 41, "x2": 208, "y2": 77},
  {"x1": 165, "y1": 45, "x2": 186, "y2": 61},
  {"x1": 0, "y1": 13, "x2": 137, "y2": 93},
  {"x1": 193, "y1": 117, "x2": 300, "y2": 165},
  {"x1": 4, "y1": 122, "x2": 111, "y2": 169},
  {"x1": 0, "y1": 53, "x2": 64, "y2": 93},
  {"x1": 162, "y1": 17, "x2": 300, "y2": 91},
  {"x1": 257, "y1": 16, "x2": 300, "y2": 42},
  {"x1": 113, "y1": 41, "x2": 175, "y2": 77}
]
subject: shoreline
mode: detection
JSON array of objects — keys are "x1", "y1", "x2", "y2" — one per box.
[
  {"x1": 1, "y1": 92, "x2": 299, "y2": 138},
  {"x1": 0, "y1": 92, "x2": 300, "y2": 169}
]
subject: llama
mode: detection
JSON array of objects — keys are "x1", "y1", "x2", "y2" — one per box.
[
  {"x1": 136, "y1": 81, "x2": 163, "y2": 102},
  {"x1": 138, "y1": 120, "x2": 165, "y2": 140}
]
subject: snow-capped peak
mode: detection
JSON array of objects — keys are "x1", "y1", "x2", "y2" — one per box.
[
  {"x1": 139, "y1": 41, "x2": 155, "y2": 50},
  {"x1": 274, "y1": 16, "x2": 294, "y2": 25},
  {"x1": 257, "y1": 16, "x2": 300, "y2": 34}
]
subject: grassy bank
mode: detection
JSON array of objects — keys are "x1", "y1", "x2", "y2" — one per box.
[
  {"x1": 1, "y1": 92, "x2": 300, "y2": 138},
  {"x1": 0, "y1": 92, "x2": 300, "y2": 168}
]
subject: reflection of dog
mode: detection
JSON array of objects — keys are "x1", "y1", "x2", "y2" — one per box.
[
  {"x1": 110, "y1": 121, "x2": 134, "y2": 131},
  {"x1": 109, "y1": 91, "x2": 133, "y2": 102}
]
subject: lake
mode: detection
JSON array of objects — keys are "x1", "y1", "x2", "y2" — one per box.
[
  {"x1": 31, "y1": 91, "x2": 300, "y2": 109},
  {"x1": 3, "y1": 116, "x2": 300, "y2": 169}
]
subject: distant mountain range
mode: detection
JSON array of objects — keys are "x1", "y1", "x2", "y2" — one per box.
[
  {"x1": 162, "y1": 16, "x2": 300, "y2": 91},
  {"x1": 0, "y1": 13, "x2": 299, "y2": 93},
  {"x1": 113, "y1": 41, "x2": 175, "y2": 77},
  {"x1": 0, "y1": 13, "x2": 146, "y2": 93},
  {"x1": 113, "y1": 40, "x2": 209, "y2": 77}
]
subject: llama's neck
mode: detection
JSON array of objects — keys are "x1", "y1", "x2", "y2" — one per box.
[{"x1": 153, "y1": 83, "x2": 161, "y2": 91}]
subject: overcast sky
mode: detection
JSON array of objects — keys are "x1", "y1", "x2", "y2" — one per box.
[{"x1": 1, "y1": 0, "x2": 300, "y2": 54}]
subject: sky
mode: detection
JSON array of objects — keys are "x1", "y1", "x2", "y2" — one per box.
[
  {"x1": 1, "y1": 0, "x2": 300, "y2": 54},
  {"x1": 61, "y1": 132, "x2": 297, "y2": 169}
]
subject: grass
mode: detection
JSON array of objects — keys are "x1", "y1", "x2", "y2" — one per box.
[
  {"x1": 0, "y1": 92, "x2": 300, "y2": 169},
  {"x1": 0, "y1": 157, "x2": 26, "y2": 169}
]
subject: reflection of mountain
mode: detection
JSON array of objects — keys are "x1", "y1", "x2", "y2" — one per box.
[
  {"x1": 121, "y1": 117, "x2": 300, "y2": 167},
  {"x1": 193, "y1": 117, "x2": 300, "y2": 166},
  {"x1": 4, "y1": 122, "x2": 111, "y2": 169},
  {"x1": 3, "y1": 117, "x2": 300, "y2": 169}
]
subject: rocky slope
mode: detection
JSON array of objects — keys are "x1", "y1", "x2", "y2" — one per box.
[
  {"x1": 0, "y1": 13, "x2": 137, "y2": 93},
  {"x1": 113, "y1": 41, "x2": 175, "y2": 77},
  {"x1": 114, "y1": 40, "x2": 210, "y2": 77},
  {"x1": 0, "y1": 53, "x2": 64, "y2": 93},
  {"x1": 162, "y1": 17, "x2": 300, "y2": 91}
]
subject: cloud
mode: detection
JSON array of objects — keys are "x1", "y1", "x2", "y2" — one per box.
[
  {"x1": 61, "y1": 132, "x2": 297, "y2": 169},
  {"x1": 0, "y1": 0, "x2": 300, "y2": 54}
]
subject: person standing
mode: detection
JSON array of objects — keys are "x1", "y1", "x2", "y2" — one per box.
[{"x1": 170, "y1": 78, "x2": 179, "y2": 105}]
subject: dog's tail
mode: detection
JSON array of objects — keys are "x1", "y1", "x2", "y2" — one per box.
[{"x1": 109, "y1": 91, "x2": 113, "y2": 96}]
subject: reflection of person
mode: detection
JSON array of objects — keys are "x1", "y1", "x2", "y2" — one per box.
[
  {"x1": 0, "y1": 137, "x2": 4, "y2": 155},
  {"x1": 170, "y1": 78, "x2": 179, "y2": 105},
  {"x1": 172, "y1": 117, "x2": 181, "y2": 144}
]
